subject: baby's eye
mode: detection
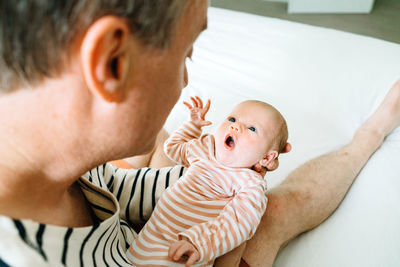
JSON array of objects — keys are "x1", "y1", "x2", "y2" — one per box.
[
  {"x1": 228, "y1": 117, "x2": 236, "y2": 122},
  {"x1": 248, "y1": 127, "x2": 256, "y2": 132}
]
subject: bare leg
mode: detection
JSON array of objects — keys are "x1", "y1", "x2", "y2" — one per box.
[
  {"x1": 216, "y1": 80, "x2": 400, "y2": 267},
  {"x1": 123, "y1": 129, "x2": 175, "y2": 169}
]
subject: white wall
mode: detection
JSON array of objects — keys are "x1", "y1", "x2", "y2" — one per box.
[
  {"x1": 262, "y1": 0, "x2": 288, "y2": 2},
  {"x1": 289, "y1": 0, "x2": 375, "y2": 13},
  {"x1": 262, "y1": 0, "x2": 375, "y2": 14}
]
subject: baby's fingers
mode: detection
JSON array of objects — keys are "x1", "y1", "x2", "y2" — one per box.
[
  {"x1": 183, "y1": 101, "x2": 193, "y2": 110},
  {"x1": 204, "y1": 99, "x2": 211, "y2": 114},
  {"x1": 168, "y1": 242, "x2": 180, "y2": 260},
  {"x1": 195, "y1": 96, "x2": 204, "y2": 108},
  {"x1": 186, "y1": 251, "x2": 199, "y2": 267},
  {"x1": 175, "y1": 244, "x2": 191, "y2": 261},
  {"x1": 190, "y1": 96, "x2": 200, "y2": 108},
  {"x1": 200, "y1": 120, "x2": 212, "y2": 127}
]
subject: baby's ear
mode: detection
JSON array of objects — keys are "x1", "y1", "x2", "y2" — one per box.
[
  {"x1": 282, "y1": 143, "x2": 292, "y2": 153},
  {"x1": 259, "y1": 150, "x2": 279, "y2": 170}
]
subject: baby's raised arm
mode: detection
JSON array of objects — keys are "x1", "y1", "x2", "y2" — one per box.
[{"x1": 164, "y1": 96, "x2": 212, "y2": 167}]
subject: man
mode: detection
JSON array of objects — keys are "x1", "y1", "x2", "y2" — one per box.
[
  {"x1": 0, "y1": 0, "x2": 399, "y2": 266},
  {"x1": 0, "y1": 0, "x2": 207, "y2": 265}
]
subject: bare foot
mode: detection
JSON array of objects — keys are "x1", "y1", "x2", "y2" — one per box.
[{"x1": 354, "y1": 80, "x2": 400, "y2": 146}]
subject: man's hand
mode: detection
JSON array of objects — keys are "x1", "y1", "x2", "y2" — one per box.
[
  {"x1": 183, "y1": 96, "x2": 212, "y2": 128},
  {"x1": 168, "y1": 240, "x2": 200, "y2": 267}
]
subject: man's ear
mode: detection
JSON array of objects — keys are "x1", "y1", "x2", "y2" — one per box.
[
  {"x1": 81, "y1": 15, "x2": 130, "y2": 102},
  {"x1": 259, "y1": 150, "x2": 279, "y2": 170}
]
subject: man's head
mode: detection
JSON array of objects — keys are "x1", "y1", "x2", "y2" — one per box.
[
  {"x1": 0, "y1": 1, "x2": 209, "y2": 161},
  {"x1": 215, "y1": 100, "x2": 288, "y2": 169},
  {"x1": 0, "y1": 0, "x2": 191, "y2": 91}
]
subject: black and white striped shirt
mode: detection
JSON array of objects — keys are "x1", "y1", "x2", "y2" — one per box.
[{"x1": 0, "y1": 163, "x2": 185, "y2": 266}]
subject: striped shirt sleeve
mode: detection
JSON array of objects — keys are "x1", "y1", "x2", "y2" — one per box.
[
  {"x1": 164, "y1": 121, "x2": 202, "y2": 167},
  {"x1": 178, "y1": 184, "x2": 268, "y2": 263},
  {"x1": 103, "y1": 164, "x2": 186, "y2": 225}
]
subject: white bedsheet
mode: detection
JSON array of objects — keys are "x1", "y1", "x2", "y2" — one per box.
[{"x1": 164, "y1": 7, "x2": 400, "y2": 267}]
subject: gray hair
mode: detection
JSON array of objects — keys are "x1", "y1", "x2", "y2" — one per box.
[{"x1": 0, "y1": 0, "x2": 188, "y2": 92}]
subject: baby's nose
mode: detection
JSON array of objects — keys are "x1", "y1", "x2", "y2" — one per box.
[{"x1": 230, "y1": 125, "x2": 239, "y2": 132}]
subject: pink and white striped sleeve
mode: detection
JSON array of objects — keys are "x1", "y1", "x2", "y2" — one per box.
[
  {"x1": 178, "y1": 183, "x2": 268, "y2": 263},
  {"x1": 164, "y1": 121, "x2": 202, "y2": 167}
]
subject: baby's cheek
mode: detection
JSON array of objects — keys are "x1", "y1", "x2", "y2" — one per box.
[
  {"x1": 244, "y1": 140, "x2": 267, "y2": 160},
  {"x1": 239, "y1": 145, "x2": 258, "y2": 164}
]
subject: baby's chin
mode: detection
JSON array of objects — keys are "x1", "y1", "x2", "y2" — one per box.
[{"x1": 215, "y1": 151, "x2": 253, "y2": 169}]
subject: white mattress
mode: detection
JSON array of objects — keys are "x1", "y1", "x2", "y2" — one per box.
[{"x1": 164, "y1": 7, "x2": 400, "y2": 267}]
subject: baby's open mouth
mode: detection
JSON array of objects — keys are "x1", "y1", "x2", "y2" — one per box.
[{"x1": 224, "y1": 135, "x2": 235, "y2": 149}]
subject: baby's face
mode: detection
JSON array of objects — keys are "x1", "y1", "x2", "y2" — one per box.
[{"x1": 214, "y1": 101, "x2": 279, "y2": 168}]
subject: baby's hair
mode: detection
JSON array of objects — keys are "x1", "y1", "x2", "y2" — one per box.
[
  {"x1": 274, "y1": 117, "x2": 289, "y2": 154},
  {"x1": 244, "y1": 100, "x2": 289, "y2": 154}
]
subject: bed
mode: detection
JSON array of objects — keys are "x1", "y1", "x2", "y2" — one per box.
[{"x1": 164, "y1": 7, "x2": 400, "y2": 267}]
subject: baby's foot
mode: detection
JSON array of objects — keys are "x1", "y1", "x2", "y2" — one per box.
[{"x1": 355, "y1": 80, "x2": 400, "y2": 145}]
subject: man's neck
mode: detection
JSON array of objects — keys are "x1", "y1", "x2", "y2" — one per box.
[{"x1": 0, "y1": 80, "x2": 99, "y2": 224}]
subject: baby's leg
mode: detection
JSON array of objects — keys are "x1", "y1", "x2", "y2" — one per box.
[{"x1": 216, "y1": 80, "x2": 400, "y2": 267}]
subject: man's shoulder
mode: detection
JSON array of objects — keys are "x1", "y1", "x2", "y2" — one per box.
[{"x1": 80, "y1": 163, "x2": 117, "y2": 189}]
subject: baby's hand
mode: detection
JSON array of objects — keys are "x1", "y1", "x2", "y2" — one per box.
[
  {"x1": 168, "y1": 240, "x2": 200, "y2": 267},
  {"x1": 183, "y1": 96, "x2": 212, "y2": 128}
]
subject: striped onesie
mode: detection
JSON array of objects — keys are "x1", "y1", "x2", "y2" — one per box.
[{"x1": 127, "y1": 122, "x2": 268, "y2": 266}]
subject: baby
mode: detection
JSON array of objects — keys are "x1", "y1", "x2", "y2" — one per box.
[{"x1": 127, "y1": 96, "x2": 289, "y2": 266}]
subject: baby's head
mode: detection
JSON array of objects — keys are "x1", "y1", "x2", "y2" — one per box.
[{"x1": 215, "y1": 100, "x2": 288, "y2": 170}]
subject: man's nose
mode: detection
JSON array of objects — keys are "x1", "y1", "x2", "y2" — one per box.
[{"x1": 183, "y1": 65, "x2": 189, "y2": 88}]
